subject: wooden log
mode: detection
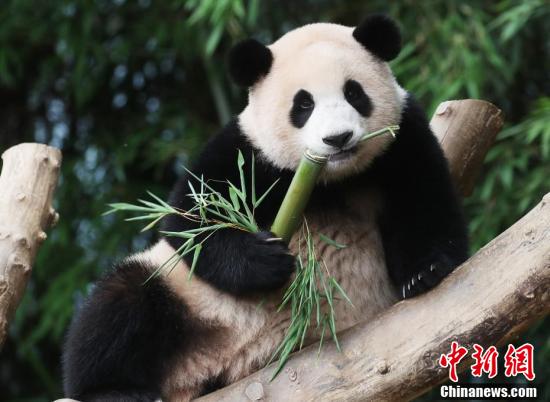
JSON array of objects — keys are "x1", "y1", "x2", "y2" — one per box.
[
  {"x1": 0, "y1": 143, "x2": 61, "y2": 348},
  {"x1": 431, "y1": 99, "x2": 503, "y2": 196},
  {"x1": 197, "y1": 192, "x2": 549, "y2": 402}
]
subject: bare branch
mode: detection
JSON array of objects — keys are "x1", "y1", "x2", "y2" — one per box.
[
  {"x1": 431, "y1": 99, "x2": 503, "y2": 196},
  {"x1": 0, "y1": 143, "x2": 61, "y2": 348}
]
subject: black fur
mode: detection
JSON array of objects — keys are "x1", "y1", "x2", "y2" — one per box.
[
  {"x1": 322, "y1": 131, "x2": 352, "y2": 149},
  {"x1": 200, "y1": 374, "x2": 227, "y2": 396},
  {"x1": 161, "y1": 123, "x2": 296, "y2": 296},
  {"x1": 163, "y1": 94, "x2": 467, "y2": 299},
  {"x1": 371, "y1": 95, "x2": 469, "y2": 298},
  {"x1": 228, "y1": 39, "x2": 273, "y2": 87},
  {"x1": 344, "y1": 79, "x2": 372, "y2": 117},
  {"x1": 62, "y1": 260, "x2": 194, "y2": 401},
  {"x1": 353, "y1": 14, "x2": 402, "y2": 61},
  {"x1": 290, "y1": 89, "x2": 315, "y2": 128}
]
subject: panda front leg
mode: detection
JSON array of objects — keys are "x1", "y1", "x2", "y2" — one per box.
[
  {"x1": 375, "y1": 96, "x2": 469, "y2": 299},
  {"x1": 161, "y1": 151, "x2": 296, "y2": 297},
  {"x1": 179, "y1": 229, "x2": 296, "y2": 296}
]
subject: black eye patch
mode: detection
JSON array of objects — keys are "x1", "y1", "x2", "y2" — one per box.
[
  {"x1": 344, "y1": 80, "x2": 372, "y2": 117},
  {"x1": 290, "y1": 89, "x2": 314, "y2": 128}
]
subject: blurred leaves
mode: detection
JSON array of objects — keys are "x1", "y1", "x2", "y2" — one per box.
[
  {"x1": 467, "y1": 97, "x2": 550, "y2": 249},
  {"x1": 0, "y1": 0, "x2": 548, "y2": 401}
]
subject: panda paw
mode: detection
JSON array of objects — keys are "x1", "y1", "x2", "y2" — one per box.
[
  {"x1": 243, "y1": 231, "x2": 296, "y2": 291},
  {"x1": 400, "y1": 256, "x2": 457, "y2": 299}
]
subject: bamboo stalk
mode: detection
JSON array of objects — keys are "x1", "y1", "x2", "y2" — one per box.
[{"x1": 270, "y1": 151, "x2": 327, "y2": 243}]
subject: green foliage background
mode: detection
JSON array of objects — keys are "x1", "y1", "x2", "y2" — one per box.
[{"x1": 0, "y1": 0, "x2": 547, "y2": 400}]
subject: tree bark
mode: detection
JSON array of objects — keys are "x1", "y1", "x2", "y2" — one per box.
[
  {"x1": 195, "y1": 100, "x2": 536, "y2": 402},
  {"x1": 0, "y1": 143, "x2": 61, "y2": 348},
  {"x1": 431, "y1": 99, "x2": 503, "y2": 196}
]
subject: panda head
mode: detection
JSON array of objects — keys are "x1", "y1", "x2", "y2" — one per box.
[{"x1": 230, "y1": 15, "x2": 407, "y2": 180}]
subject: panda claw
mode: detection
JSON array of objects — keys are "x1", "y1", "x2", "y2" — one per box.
[{"x1": 402, "y1": 284, "x2": 406, "y2": 299}]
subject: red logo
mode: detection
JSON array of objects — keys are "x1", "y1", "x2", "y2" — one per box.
[
  {"x1": 439, "y1": 342, "x2": 535, "y2": 382},
  {"x1": 439, "y1": 341, "x2": 468, "y2": 382},
  {"x1": 471, "y1": 344, "x2": 499, "y2": 378},
  {"x1": 504, "y1": 343, "x2": 535, "y2": 381}
]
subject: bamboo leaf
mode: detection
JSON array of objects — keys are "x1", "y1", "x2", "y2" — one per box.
[
  {"x1": 237, "y1": 150, "x2": 247, "y2": 196},
  {"x1": 330, "y1": 277, "x2": 354, "y2": 307},
  {"x1": 319, "y1": 233, "x2": 347, "y2": 249},
  {"x1": 188, "y1": 244, "x2": 202, "y2": 279},
  {"x1": 228, "y1": 186, "x2": 241, "y2": 211},
  {"x1": 147, "y1": 191, "x2": 173, "y2": 209},
  {"x1": 254, "y1": 179, "x2": 279, "y2": 208},
  {"x1": 251, "y1": 153, "x2": 257, "y2": 205},
  {"x1": 141, "y1": 216, "x2": 165, "y2": 232}
]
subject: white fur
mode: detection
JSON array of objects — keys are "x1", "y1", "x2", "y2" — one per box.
[
  {"x1": 301, "y1": 94, "x2": 365, "y2": 156},
  {"x1": 239, "y1": 22, "x2": 406, "y2": 181}
]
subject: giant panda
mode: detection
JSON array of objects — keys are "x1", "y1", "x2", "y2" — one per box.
[{"x1": 62, "y1": 14, "x2": 468, "y2": 402}]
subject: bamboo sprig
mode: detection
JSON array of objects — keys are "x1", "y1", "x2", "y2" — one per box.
[
  {"x1": 268, "y1": 221, "x2": 352, "y2": 379},
  {"x1": 106, "y1": 151, "x2": 278, "y2": 279},
  {"x1": 359, "y1": 124, "x2": 399, "y2": 142}
]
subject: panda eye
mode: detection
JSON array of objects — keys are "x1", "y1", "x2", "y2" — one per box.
[
  {"x1": 344, "y1": 80, "x2": 363, "y2": 101},
  {"x1": 345, "y1": 86, "x2": 360, "y2": 101},
  {"x1": 290, "y1": 89, "x2": 315, "y2": 128},
  {"x1": 344, "y1": 80, "x2": 372, "y2": 117},
  {"x1": 298, "y1": 97, "x2": 314, "y2": 110}
]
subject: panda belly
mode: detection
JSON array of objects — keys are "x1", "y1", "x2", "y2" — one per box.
[
  {"x1": 154, "y1": 191, "x2": 397, "y2": 401},
  {"x1": 292, "y1": 189, "x2": 398, "y2": 334}
]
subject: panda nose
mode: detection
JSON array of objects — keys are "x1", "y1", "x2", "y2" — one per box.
[{"x1": 322, "y1": 131, "x2": 353, "y2": 149}]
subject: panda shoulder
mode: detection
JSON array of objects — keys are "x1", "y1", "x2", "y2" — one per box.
[
  {"x1": 194, "y1": 119, "x2": 253, "y2": 175},
  {"x1": 399, "y1": 93, "x2": 432, "y2": 134}
]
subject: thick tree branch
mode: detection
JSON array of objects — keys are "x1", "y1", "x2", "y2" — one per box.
[
  {"x1": 431, "y1": 99, "x2": 503, "y2": 197},
  {"x1": 0, "y1": 143, "x2": 61, "y2": 348}
]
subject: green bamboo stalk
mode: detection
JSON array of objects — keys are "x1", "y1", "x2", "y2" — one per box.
[
  {"x1": 271, "y1": 126, "x2": 399, "y2": 243},
  {"x1": 359, "y1": 125, "x2": 399, "y2": 142},
  {"x1": 270, "y1": 151, "x2": 328, "y2": 243}
]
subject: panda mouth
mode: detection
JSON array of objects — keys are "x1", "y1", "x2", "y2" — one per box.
[{"x1": 329, "y1": 145, "x2": 358, "y2": 162}]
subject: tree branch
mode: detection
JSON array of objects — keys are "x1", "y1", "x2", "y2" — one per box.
[
  {"x1": 0, "y1": 143, "x2": 61, "y2": 348},
  {"x1": 431, "y1": 99, "x2": 503, "y2": 197}
]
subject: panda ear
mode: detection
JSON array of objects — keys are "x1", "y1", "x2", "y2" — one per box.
[
  {"x1": 228, "y1": 39, "x2": 273, "y2": 87},
  {"x1": 353, "y1": 14, "x2": 401, "y2": 62}
]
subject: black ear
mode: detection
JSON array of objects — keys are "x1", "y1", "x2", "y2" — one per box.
[
  {"x1": 228, "y1": 39, "x2": 273, "y2": 87},
  {"x1": 353, "y1": 14, "x2": 401, "y2": 61}
]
